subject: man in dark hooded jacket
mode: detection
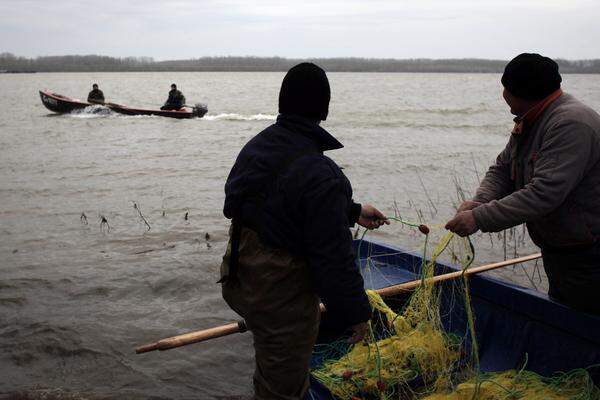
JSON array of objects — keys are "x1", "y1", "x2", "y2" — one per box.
[
  {"x1": 161, "y1": 83, "x2": 185, "y2": 110},
  {"x1": 220, "y1": 63, "x2": 388, "y2": 399}
]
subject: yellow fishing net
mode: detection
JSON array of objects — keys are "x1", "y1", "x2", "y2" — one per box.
[
  {"x1": 312, "y1": 222, "x2": 599, "y2": 400},
  {"x1": 423, "y1": 369, "x2": 600, "y2": 400},
  {"x1": 313, "y1": 231, "x2": 464, "y2": 399}
]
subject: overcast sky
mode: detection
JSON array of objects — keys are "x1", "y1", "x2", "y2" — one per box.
[{"x1": 1, "y1": 0, "x2": 599, "y2": 60}]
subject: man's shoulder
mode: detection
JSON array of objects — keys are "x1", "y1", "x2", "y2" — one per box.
[
  {"x1": 548, "y1": 94, "x2": 600, "y2": 132},
  {"x1": 238, "y1": 123, "x2": 342, "y2": 175},
  {"x1": 287, "y1": 153, "x2": 345, "y2": 188},
  {"x1": 242, "y1": 123, "x2": 279, "y2": 148},
  {"x1": 236, "y1": 123, "x2": 306, "y2": 164}
]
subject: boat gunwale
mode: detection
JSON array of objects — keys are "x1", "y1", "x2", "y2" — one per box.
[
  {"x1": 39, "y1": 89, "x2": 90, "y2": 106},
  {"x1": 353, "y1": 238, "x2": 600, "y2": 345}
]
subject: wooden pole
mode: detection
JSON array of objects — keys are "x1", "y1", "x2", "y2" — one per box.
[
  {"x1": 135, "y1": 252, "x2": 541, "y2": 354},
  {"x1": 136, "y1": 321, "x2": 248, "y2": 354},
  {"x1": 376, "y1": 252, "x2": 541, "y2": 296}
]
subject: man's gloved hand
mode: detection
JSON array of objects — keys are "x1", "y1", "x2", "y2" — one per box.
[
  {"x1": 347, "y1": 321, "x2": 369, "y2": 344},
  {"x1": 358, "y1": 204, "x2": 390, "y2": 230}
]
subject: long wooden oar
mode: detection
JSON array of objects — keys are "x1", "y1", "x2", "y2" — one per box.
[{"x1": 135, "y1": 252, "x2": 541, "y2": 354}]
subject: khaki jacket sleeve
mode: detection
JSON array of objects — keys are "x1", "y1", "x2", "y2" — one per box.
[
  {"x1": 473, "y1": 140, "x2": 514, "y2": 203},
  {"x1": 473, "y1": 120, "x2": 596, "y2": 232}
]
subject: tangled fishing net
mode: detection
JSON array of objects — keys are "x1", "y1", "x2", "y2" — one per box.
[
  {"x1": 423, "y1": 369, "x2": 600, "y2": 400},
  {"x1": 312, "y1": 218, "x2": 599, "y2": 400}
]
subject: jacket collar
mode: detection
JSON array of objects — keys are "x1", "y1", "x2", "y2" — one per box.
[
  {"x1": 512, "y1": 89, "x2": 563, "y2": 135},
  {"x1": 276, "y1": 114, "x2": 344, "y2": 151}
]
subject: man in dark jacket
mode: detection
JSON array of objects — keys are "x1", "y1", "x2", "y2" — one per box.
[
  {"x1": 446, "y1": 54, "x2": 600, "y2": 315},
  {"x1": 220, "y1": 63, "x2": 388, "y2": 399},
  {"x1": 161, "y1": 83, "x2": 185, "y2": 110},
  {"x1": 87, "y1": 83, "x2": 104, "y2": 104}
]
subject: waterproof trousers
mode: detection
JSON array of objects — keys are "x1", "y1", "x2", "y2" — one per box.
[
  {"x1": 543, "y1": 241, "x2": 600, "y2": 315},
  {"x1": 221, "y1": 227, "x2": 320, "y2": 400}
]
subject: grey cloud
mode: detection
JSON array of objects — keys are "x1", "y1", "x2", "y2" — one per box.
[{"x1": 0, "y1": 0, "x2": 598, "y2": 59}]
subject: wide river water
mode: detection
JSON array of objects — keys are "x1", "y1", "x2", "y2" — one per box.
[{"x1": 1, "y1": 72, "x2": 600, "y2": 399}]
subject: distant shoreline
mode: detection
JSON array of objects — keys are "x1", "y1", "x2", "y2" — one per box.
[
  {"x1": 4, "y1": 71, "x2": 600, "y2": 75},
  {"x1": 2, "y1": 53, "x2": 600, "y2": 73}
]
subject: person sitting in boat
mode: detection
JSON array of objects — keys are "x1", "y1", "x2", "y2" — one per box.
[
  {"x1": 87, "y1": 83, "x2": 105, "y2": 104},
  {"x1": 160, "y1": 84, "x2": 185, "y2": 110},
  {"x1": 220, "y1": 63, "x2": 389, "y2": 400},
  {"x1": 446, "y1": 53, "x2": 600, "y2": 315}
]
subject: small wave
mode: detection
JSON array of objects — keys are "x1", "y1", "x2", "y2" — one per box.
[
  {"x1": 65, "y1": 108, "x2": 275, "y2": 121},
  {"x1": 67, "y1": 105, "x2": 113, "y2": 118},
  {"x1": 66, "y1": 106, "x2": 163, "y2": 119},
  {"x1": 203, "y1": 113, "x2": 276, "y2": 121},
  {"x1": 370, "y1": 121, "x2": 507, "y2": 130},
  {"x1": 69, "y1": 286, "x2": 112, "y2": 299},
  {"x1": 401, "y1": 107, "x2": 486, "y2": 115},
  {"x1": 0, "y1": 297, "x2": 27, "y2": 306},
  {"x1": 10, "y1": 351, "x2": 38, "y2": 366},
  {"x1": 2, "y1": 388, "x2": 94, "y2": 400}
]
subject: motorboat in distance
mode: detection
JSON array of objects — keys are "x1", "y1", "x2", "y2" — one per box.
[
  {"x1": 107, "y1": 102, "x2": 208, "y2": 119},
  {"x1": 39, "y1": 90, "x2": 208, "y2": 119}
]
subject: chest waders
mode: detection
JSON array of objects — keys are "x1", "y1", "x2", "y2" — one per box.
[{"x1": 220, "y1": 149, "x2": 321, "y2": 400}]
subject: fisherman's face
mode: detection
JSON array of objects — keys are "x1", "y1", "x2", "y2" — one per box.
[{"x1": 502, "y1": 88, "x2": 532, "y2": 118}]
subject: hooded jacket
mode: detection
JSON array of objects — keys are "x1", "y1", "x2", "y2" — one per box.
[
  {"x1": 87, "y1": 89, "x2": 104, "y2": 103},
  {"x1": 165, "y1": 89, "x2": 185, "y2": 108},
  {"x1": 223, "y1": 114, "x2": 371, "y2": 327}
]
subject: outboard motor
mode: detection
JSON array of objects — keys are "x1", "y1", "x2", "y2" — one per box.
[{"x1": 192, "y1": 103, "x2": 208, "y2": 118}]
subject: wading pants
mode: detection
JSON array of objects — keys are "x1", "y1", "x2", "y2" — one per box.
[
  {"x1": 543, "y1": 241, "x2": 600, "y2": 316},
  {"x1": 221, "y1": 227, "x2": 320, "y2": 400}
]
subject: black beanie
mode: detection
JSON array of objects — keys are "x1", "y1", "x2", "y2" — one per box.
[
  {"x1": 501, "y1": 53, "x2": 562, "y2": 101},
  {"x1": 279, "y1": 63, "x2": 331, "y2": 121}
]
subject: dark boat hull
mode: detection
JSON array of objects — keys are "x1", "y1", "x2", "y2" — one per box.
[
  {"x1": 307, "y1": 239, "x2": 600, "y2": 399},
  {"x1": 107, "y1": 104, "x2": 197, "y2": 119},
  {"x1": 107, "y1": 104, "x2": 194, "y2": 119},
  {"x1": 39, "y1": 90, "x2": 91, "y2": 113}
]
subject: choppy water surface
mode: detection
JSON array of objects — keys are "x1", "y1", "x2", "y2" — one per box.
[{"x1": 1, "y1": 72, "x2": 599, "y2": 399}]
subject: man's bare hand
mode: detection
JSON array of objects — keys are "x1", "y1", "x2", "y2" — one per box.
[
  {"x1": 347, "y1": 321, "x2": 369, "y2": 344},
  {"x1": 445, "y1": 210, "x2": 479, "y2": 237},
  {"x1": 358, "y1": 204, "x2": 390, "y2": 230},
  {"x1": 456, "y1": 200, "x2": 482, "y2": 213}
]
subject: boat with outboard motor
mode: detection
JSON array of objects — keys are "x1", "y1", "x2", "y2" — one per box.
[
  {"x1": 39, "y1": 90, "x2": 208, "y2": 119},
  {"x1": 106, "y1": 102, "x2": 208, "y2": 119}
]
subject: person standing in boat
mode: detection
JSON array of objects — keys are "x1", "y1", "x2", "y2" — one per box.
[
  {"x1": 161, "y1": 83, "x2": 185, "y2": 110},
  {"x1": 220, "y1": 63, "x2": 388, "y2": 400},
  {"x1": 446, "y1": 53, "x2": 600, "y2": 315},
  {"x1": 87, "y1": 83, "x2": 104, "y2": 104}
]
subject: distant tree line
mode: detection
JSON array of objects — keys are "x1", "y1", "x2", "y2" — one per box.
[{"x1": 1, "y1": 52, "x2": 600, "y2": 73}]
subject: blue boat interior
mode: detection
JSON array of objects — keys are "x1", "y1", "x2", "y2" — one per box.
[{"x1": 306, "y1": 239, "x2": 600, "y2": 399}]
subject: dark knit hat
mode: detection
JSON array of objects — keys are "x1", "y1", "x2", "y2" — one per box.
[
  {"x1": 279, "y1": 63, "x2": 330, "y2": 121},
  {"x1": 501, "y1": 53, "x2": 562, "y2": 100}
]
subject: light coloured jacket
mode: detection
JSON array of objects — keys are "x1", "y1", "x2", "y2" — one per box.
[{"x1": 473, "y1": 93, "x2": 600, "y2": 248}]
